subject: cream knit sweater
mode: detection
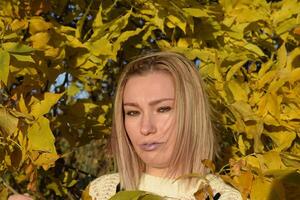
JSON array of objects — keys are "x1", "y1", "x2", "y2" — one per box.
[{"x1": 87, "y1": 173, "x2": 242, "y2": 200}]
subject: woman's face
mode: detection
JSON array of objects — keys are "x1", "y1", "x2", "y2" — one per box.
[{"x1": 123, "y1": 70, "x2": 177, "y2": 177}]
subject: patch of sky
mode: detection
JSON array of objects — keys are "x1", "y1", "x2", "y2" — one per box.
[
  {"x1": 194, "y1": 58, "x2": 201, "y2": 70},
  {"x1": 50, "y1": 72, "x2": 90, "y2": 99}
]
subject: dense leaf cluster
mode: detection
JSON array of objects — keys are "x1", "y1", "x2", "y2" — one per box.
[{"x1": 0, "y1": 0, "x2": 299, "y2": 199}]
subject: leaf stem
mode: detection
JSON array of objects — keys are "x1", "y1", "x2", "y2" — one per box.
[{"x1": 0, "y1": 176, "x2": 19, "y2": 195}]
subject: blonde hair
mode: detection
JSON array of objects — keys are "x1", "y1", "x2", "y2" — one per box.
[{"x1": 111, "y1": 51, "x2": 216, "y2": 190}]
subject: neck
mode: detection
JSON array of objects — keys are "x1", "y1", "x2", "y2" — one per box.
[{"x1": 145, "y1": 166, "x2": 180, "y2": 179}]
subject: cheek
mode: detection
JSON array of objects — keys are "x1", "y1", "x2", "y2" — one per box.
[
  {"x1": 124, "y1": 118, "x2": 139, "y2": 142},
  {"x1": 158, "y1": 114, "x2": 175, "y2": 134}
]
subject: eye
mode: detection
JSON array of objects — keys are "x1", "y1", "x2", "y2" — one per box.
[
  {"x1": 125, "y1": 110, "x2": 140, "y2": 116},
  {"x1": 157, "y1": 106, "x2": 172, "y2": 113}
]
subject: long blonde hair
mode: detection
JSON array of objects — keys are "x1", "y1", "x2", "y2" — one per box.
[{"x1": 111, "y1": 51, "x2": 216, "y2": 189}]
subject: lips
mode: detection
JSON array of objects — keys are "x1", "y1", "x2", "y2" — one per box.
[{"x1": 140, "y1": 142, "x2": 163, "y2": 151}]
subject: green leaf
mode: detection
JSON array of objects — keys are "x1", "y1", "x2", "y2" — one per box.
[
  {"x1": 0, "y1": 50, "x2": 10, "y2": 85},
  {"x1": 2, "y1": 42, "x2": 34, "y2": 53},
  {"x1": 109, "y1": 191, "x2": 162, "y2": 200}
]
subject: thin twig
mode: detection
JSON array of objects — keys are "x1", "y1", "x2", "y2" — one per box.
[{"x1": 0, "y1": 176, "x2": 19, "y2": 195}]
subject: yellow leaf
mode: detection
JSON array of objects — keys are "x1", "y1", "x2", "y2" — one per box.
[
  {"x1": 226, "y1": 60, "x2": 247, "y2": 81},
  {"x1": 33, "y1": 152, "x2": 59, "y2": 170},
  {"x1": 109, "y1": 11, "x2": 132, "y2": 35},
  {"x1": 27, "y1": 116, "x2": 56, "y2": 153},
  {"x1": 245, "y1": 121, "x2": 264, "y2": 152},
  {"x1": 29, "y1": 17, "x2": 53, "y2": 35},
  {"x1": 266, "y1": 93, "x2": 281, "y2": 119},
  {"x1": 280, "y1": 152, "x2": 300, "y2": 168},
  {"x1": 245, "y1": 155, "x2": 261, "y2": 169},
  {"x1": 11, "y1": 54, "x2": 35, "y2": 63},
  {"x1": 76, "y1": 0, "x2": 93, "y2": 39},
  {"x1": 177, "y1": 38, "x2": 189, "y2": 48},
  {"x1": 287, "y1": 47, "x2": 300, "y2": 69},
  {"x1": 30, "y1": 92, "x2": 64, "y2": 118},
  {"x1": 97, "y1": 115, "x2": 106, "y2": 124},
  {"x1": 258, "y1": 59, "x2": 273, "y2": 78},
  {"x1": 167, "y1": 15, "x2": 186, "y2": 33},
  {"x1": 83, "y1": 103, "x2": 98, "y2": 113},
  {"x1": 225, "y1": 80, "x2": 248, "y2": 102},
  {"x1": 235, "y1": 171, "x2": 253, "y2": 199},
  {"x1": 277, "y1": 43, "x2": 287, "y2": 69},
  {"x1": 10, "y1": 19, "x2": 28, "y2": 31},
  {"x1": 80, "y1": 60, "x2": 96, "y2": 69},
  {"x1": 0, "y1": 188, "x2": 8, "y2": 200},
  {"x1": 2, "y1": 42, "x2": 34, "y2": 53},
  {"x1": 156, "y1": 40, "x2": 171, "y2": 48},
  {"x1": 263, "y1": 114, "x2": 280, "y2": 126},
  {"x1": 0, "y1": 107, "x2": 18, "y2": 135},
  {"x1": 0, "y1": 50, "x2": 10, "y2": 85},
  {"x1": 65, "y1": 34, "x2": 85, "y2": 48},
  {"x1": 219, "y1": 0, "x2": 234, "y2": 12},
  {"x1": 112, "y1": 28, "x2": 145, "y2": 60},
  {"x1": 150, "y1": 13, "x2": 165, "y2": 32},
  {"x1": 243, "y1": 43, "x2": 265, "y2": 57},
  {"x1": 259, "y1": 151, "x2": 283, "y2": 171},
  {"x1": 268, "y1": 76, "x2": 288, "y2": 93},
  {"x1": 264, "y1": 131, "x2": 296, "y2": 152},
  {"x1": 46, "y1": 181, "x2": 65, "y2": 196},
  {"x1": 67, "y1": 84, "x2": 80, "y2": 97},
  {"x1": 290, "y1": 68, "x2": 300, "y2": 84},
  {"x1": 101, "y1": 104, "x2": 110, "y2": 113},
  {"x1": 93, "y1": 4, "x2": 103, "y2": 28},
  {"x1": 250, "y1": 177, "x2": 272, "y2": 200},
  {"x1": 271, "y1": 0, "x2": 300, "y2": 25},
  {"x1": 275, "y1": 18, "x2": 298, "y2": 35},
  {"x1": 183, "y1": 8, "x2": 209, "y2": 18},
  {"x1": 87, "y1": 37, "x2": 113, "y2": 56},
  {"x1": 29, "y1": 32, "x2": 50, "y2": 49},
  {"x1": 230, "y1": 101, "x2": 256, "y2": 121},
  {"x1": 257, "y1": 70, "x2": 277, "y2": 89},
  {"x1": 44, "y1": 47, "x2": 62, "y2": 58},
  {"x1": 238, "y1": 135, "x2": 246, "y2": 156},
  {"x1": 18, "y1": 94, "x2": 28, "y2": 114}
]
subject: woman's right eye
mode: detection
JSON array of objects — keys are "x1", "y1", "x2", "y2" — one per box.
[{"x1": 125, "y1": 111, "x2": 140, "y2": 116}]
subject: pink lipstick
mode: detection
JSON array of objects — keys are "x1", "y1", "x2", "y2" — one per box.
[{"x1": 140, "y1": 142, "x2": 162, "y2": 151}]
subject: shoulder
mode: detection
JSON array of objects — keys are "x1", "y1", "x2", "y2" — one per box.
[
  {"x1": 206, "y1": 174, "x2": 242, "y2": 200},
  {"x1": 88, "y1": 173, "x2": 120, "y2": 200}
]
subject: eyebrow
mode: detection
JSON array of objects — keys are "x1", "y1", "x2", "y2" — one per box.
[{"x1": 123, "y1": 98, "x2": 174, "y2": 107}]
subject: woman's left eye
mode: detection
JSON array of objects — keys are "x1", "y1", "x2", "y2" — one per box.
[{"x1": 157, "y1": 106, "x2": 172, "y2": 113}]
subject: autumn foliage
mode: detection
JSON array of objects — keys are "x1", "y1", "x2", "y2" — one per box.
[{"x1": 0, "y1": 0, "x2": 300, "y2": 199}]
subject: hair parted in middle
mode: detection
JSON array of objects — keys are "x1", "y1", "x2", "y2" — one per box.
[{"x1": 111, "y1": 51, "x2": 216, "y2": 190}]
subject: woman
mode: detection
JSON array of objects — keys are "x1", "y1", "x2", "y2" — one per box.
[
  {"x1": 86, "y1": 52, "x2": 241, "y2": 200},
  {"x1": 10, "y1": 52, "x2": 241, "y2": 200}
]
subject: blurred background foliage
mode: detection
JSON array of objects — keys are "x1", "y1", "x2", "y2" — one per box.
[{"x1": 0, "y1": 0, "x2": 299, "y2": 199}]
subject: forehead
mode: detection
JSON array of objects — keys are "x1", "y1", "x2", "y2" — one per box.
[{"x1": 123, "y1": 71, "x2": 175, "y2": 103}]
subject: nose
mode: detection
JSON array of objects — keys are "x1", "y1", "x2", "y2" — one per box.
[{"x1": 140, "y1": 112, "x2": 156, "y2": 135}]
